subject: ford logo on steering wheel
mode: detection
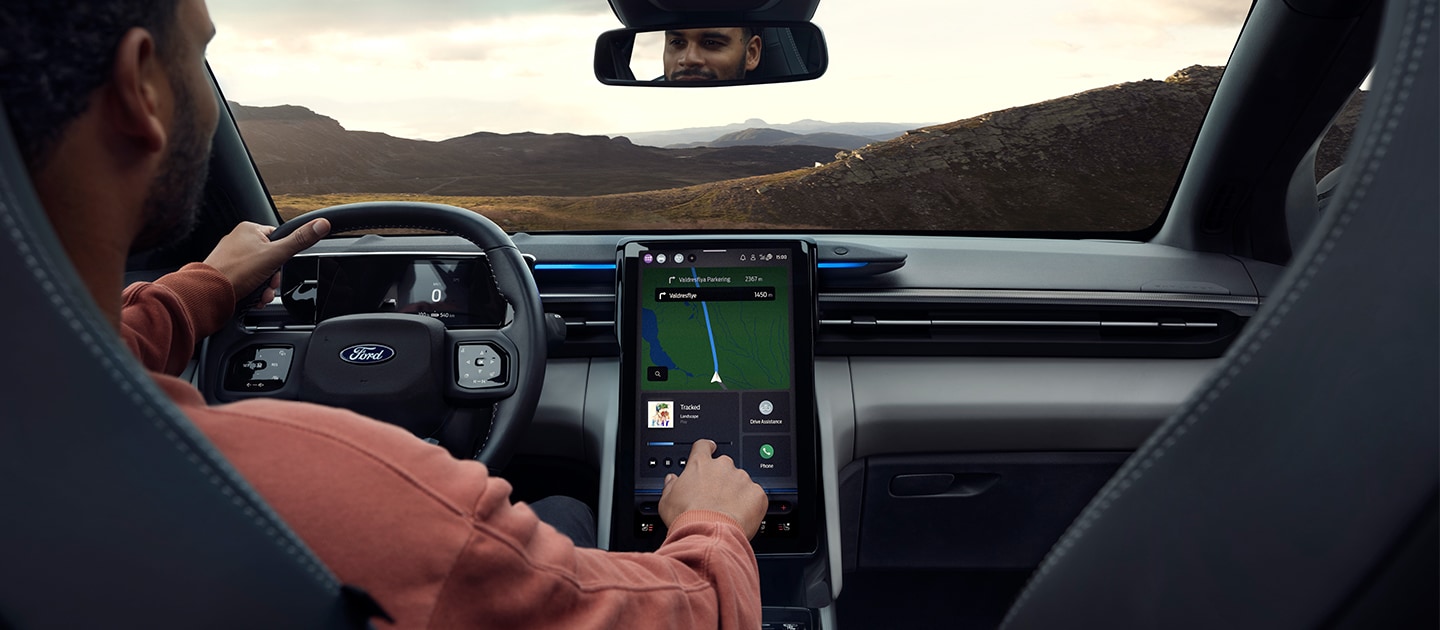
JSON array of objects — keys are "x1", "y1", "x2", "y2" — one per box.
[{"x1": 340, "y1": 344, "x2": 396, "y2": 365}]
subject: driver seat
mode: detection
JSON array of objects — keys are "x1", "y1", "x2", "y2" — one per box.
[{"x1": 0, "y1": 98, "x2": 372, "y2": 625}]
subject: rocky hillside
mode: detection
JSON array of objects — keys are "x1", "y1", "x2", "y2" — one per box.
[
  {"x1": 626, "y1": 65, "x2": 1363, "y2": 232},
  {"x1": 232, "y1": 105, "x2": 837, "y2": 197}
]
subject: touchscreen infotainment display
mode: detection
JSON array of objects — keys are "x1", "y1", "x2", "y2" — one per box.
[{"x1": 614, "y1": 240, "x2": 817, "y2": 554}]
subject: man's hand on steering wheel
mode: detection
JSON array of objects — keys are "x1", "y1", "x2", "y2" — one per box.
[
  {"x1": 203, "y1": 219, "x2": 331, "y2": 309},
  {"x1": 246, "y1": 202, "x2": 547, "y2": 471}
]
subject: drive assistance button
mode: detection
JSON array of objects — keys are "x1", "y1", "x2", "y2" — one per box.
[{"x1": 741, "y1": 391, "x2": 790, "y2": 434}]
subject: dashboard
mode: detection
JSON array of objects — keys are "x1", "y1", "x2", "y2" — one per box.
[{"x1": 191, "y1": 231, "x2": 1272, "y2": 614}]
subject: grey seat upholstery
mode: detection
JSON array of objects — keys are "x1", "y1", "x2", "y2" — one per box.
[
  {"x1": 1002, "y1": 0, "x2": 1438, "y2": 627},
  {"x1": 755, "y1": 27, "x2": 809, "y2": 78},
  {"x1": 0, "y1": 99, "x2": 369, "y2": 626}
]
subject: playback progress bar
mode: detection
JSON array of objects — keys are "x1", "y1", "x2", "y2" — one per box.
[{"x1": 647, "y1": 441, "x2": 735, "y2": 447}]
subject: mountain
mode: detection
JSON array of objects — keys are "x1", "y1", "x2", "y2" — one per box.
[
  {"x1": 250, "y1": 65, "x2": 1363, "y2": 232},
  {"x1": 454, "y1": 65, "x2": 1362, "y2": 232},
  {"x1": 665, "y1": 65, "x2": 1360, "y2": 231},
  {"x1": 230, "y1": 105, "x2": 837, "y2": 197},
  {"x1": 618, "y1": 119, "x2": 925, "y2": 148},
  {"x1": 666, "y1": 127, "x2": 882, "y2": 150}
]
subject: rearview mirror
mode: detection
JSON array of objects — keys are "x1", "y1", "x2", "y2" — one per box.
[{"x1": 594, "y1": 22, "x2": 828, "y2": 86}]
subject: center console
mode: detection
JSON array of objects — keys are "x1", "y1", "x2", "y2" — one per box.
[{"x1": 607, "y1": 239, "x2": 830, "y2": 627}]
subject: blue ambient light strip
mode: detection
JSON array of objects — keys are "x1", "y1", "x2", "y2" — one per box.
[
  {"x1": 534, "y1": 262, "x2": 870, "y2": 270},
  {"x1": 533, "y1": 263, "x2": 616, "y2": 271}
]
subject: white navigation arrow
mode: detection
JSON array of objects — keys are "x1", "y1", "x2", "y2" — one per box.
[{"x1": 711, "y1": 372, "x2": 723, "y2": 384}]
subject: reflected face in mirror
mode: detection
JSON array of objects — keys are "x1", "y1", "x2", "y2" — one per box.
[{"x1": 663, "y1": 28, "x2": 761, "y2": 81}]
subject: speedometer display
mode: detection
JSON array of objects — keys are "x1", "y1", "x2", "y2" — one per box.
[{"x1": 281, "y1": 255, "x2": 508, "y2": 327}]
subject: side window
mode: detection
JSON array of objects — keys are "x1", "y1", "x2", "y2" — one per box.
[
  {"x1": 1314, "y1": 88, "x2": 1367, "y2": 212},
  {"x1": 1316, "y1": 89, "x2": 1367, "y2": 182}
]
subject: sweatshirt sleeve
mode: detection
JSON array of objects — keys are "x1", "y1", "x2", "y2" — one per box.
[
  {"x1": 120, "y1": 263, "x2": 236, "y2": 375},
  {"x1": 430, "y1": 479, "x2": 763, "y2": 630},
  {"x1": 174, "y1": 386, "x2": 763, "y2": 630}
]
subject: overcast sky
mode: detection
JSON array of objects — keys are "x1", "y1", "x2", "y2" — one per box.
[{"x1": 206, "y1": 0, "x2": 1250, "y2": 140}]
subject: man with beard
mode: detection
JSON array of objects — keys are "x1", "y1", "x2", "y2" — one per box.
[
  {"x1": 0, "y1": 1, "x2": 768, "y2": 628},
  {"x1": 664, "y1": 27, "x2": 762, "y2": 81}
]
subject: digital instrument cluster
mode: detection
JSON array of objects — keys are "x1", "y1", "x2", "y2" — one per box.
[{"x1": 280, "y1": 254, "x2": 508, "y2": 327}]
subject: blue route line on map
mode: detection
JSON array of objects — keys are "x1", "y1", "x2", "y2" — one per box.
[{"x1": 690, "y1": 267, "x2": 720, "y2": 380}]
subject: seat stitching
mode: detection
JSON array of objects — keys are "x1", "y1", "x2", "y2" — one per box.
[{"x1": 0, "y1": 178, "x2": 339, "y2": 588}]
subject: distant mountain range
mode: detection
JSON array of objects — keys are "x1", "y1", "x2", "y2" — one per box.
[
  {"x1": 230, "y1": 106, "x2": 838, "y2": 197},
  {"x1": 247, "y1": 65, "x2": 1362, "y2": 232},
  {"x1": 664, "y1": 127, "x2": 883, "y2": 150},
  {"x1": 618, "y1": 118, "x2": 926, "y2": 148}
]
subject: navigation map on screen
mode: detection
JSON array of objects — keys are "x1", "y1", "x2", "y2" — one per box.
[{"x1": 640, "y1": 265, "x2": 790, "y2": 393}]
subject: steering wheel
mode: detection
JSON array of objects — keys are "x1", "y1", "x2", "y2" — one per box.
[{"x1": 265, "y1": 202, "x2": 546, "y2": 471}]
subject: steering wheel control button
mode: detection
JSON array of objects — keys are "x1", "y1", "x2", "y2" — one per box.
[
  {"x1": 223, "y1": 345, "x2": 295, "y2": 393},
  {"x1": 456, "y1": 342, "x2": 507, "y2": 389}
]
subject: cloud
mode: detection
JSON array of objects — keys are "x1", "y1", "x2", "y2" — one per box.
[
  {"x1": 208, "y1": 0, "x2": 1253, "y2": 139},
  {"x1": 1058, "y1": 0, "x2": 1249, "y2": 31},
  {"x1": 214, "y1": 0, "x2": 602, "y2": 27},
  {"x1": 210, "y1": 0, "x2": 612, "y2": 41},
  {"x1": 426, "y1": 40, "x2": 496, "y2": 62}
]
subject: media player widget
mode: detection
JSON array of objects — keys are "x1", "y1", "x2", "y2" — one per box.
[{"x1": 638, "y1": 390, "x2": 792, "y2": 479}]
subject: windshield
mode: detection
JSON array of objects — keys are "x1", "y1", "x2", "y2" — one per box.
[{"x1": 208, "y1": 1, "x2": 1269, "y2": 235}]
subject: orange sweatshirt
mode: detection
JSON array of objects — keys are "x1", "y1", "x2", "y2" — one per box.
[{"x1": 120, "y1": 263, "x2": 761, "y2": 629}]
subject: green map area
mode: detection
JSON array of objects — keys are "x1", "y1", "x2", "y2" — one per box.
[{"x1": 639, "y1": 265, "x2": 790, "y2": 392}]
